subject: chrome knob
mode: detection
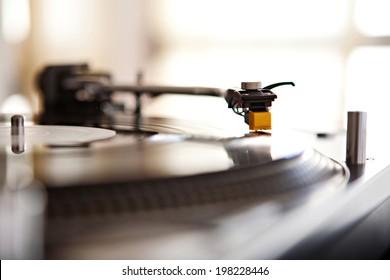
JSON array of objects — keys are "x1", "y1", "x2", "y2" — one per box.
[
  {"x1": 346, "y1": 111, "x2": 367, "y2": 165},
  {"x1": 241, "y1": 81, "x2": 262, "y2": 90},
  {"x1": 11, "y1": 115, "x2": 25, "y2": 154}
]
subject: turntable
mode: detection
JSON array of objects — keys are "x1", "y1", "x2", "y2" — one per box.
[{"x1": 1, "y1": 64, "x2": 389, "y2": 259}]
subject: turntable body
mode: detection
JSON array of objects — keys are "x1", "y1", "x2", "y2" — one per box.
[{"x1": 1, "y1": 65, "x2": 390, "y2": 260}]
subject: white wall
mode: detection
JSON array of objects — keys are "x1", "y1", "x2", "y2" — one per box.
[{"x1": 1, "y1": 0, "x2": 389, "y2": 133}]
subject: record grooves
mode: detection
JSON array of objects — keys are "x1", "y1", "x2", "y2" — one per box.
[
  {"x1": 1, "y1": 115, "x2": 348, "y2": 220},
  {"x1": 46, "y1": 147, "x2": 347, "y2": 218}
]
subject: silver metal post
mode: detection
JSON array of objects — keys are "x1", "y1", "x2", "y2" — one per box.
[
  {"x1": 346, "y1": 111, "x2": 367, "y2": 165},
  {"x1": 11, "y1": 115, "x2": 25, "y2": 154}
]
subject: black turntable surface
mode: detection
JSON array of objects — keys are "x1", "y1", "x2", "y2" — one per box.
[{"x1": 1, "y1": 94, "x2": 390, "y2": 260}]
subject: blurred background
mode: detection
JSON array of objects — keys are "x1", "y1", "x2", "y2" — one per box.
[{"x1": 0, "y1": 0, "x2": 390, "y2": 132}]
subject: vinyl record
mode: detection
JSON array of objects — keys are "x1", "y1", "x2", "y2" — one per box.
[
  {"x1": 0, "y1": 115, "x2": 348, "y2": 217},
  {"x1": 17, "y1": 121, "x2": 348, "y2": 217}
]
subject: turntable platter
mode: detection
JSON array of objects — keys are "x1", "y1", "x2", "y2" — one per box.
[
  {"x1": 0, "y1": 114, "x2": 347, "y2": 216},
  {"x1": 28, "y1": 126, "x2": 347, "y2": 217}
]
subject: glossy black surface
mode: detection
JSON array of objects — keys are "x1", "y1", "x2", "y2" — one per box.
[
  {"x1": 2, "y1": 94, "x2": 388, "y2": 260},
  {"x1": 35, "y1": 128, "x2": 308, "y2": 186}
]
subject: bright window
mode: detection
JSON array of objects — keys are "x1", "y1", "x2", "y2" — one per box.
[
  {"x1": 354, "y1": 0, "x2": 390, "y2": 36},
  {"x1": 146, "y1": 0, "x2": 390, "y2": 132},
  {"x1": 147, "y1": 0, "x2": 353, "y2": 131}
]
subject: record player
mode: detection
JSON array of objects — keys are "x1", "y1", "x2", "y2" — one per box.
[{"x1": 1, "y1": 63, "x2": 389, "y2": 259}]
